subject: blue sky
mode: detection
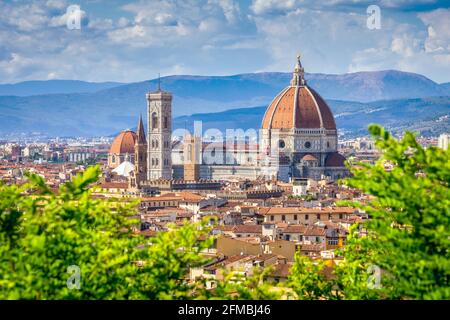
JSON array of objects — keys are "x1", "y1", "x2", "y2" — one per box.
[{"x1": 0, "y1": 0, "x2": 449, "y2": 83}]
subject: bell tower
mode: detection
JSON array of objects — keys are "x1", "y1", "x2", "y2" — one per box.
[
  {"x1": 146, "y1": 78, "x2": 172, "y2": 180},
  {"x1": 134, "y1": 114, "x2": 147, "y2": 187}
]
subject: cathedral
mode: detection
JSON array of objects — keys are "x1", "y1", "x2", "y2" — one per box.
[{"x1": 108, "y1": 55, "x2": 348, "y2": 187}]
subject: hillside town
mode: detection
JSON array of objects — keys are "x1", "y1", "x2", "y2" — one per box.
[{"x1": 1, "y1": 57, "x2": 448, "y2": 288}]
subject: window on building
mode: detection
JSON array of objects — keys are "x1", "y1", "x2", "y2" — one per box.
[
  {"x1": 317, "y1": 214, "x2": 320, "y2": 220},
  {"x1": 270, "y1": 215, "x2": 274, "y2": 221},
  {"x1": 339, "y1": 213, "x2": 343, "y2": 219},
  {"x1": 152, "y1": 112, "x2": 158, "y2": 129},
  {"x1": 305, "y1": 214, "x2": 309, "y2": 220},
  {"x1": 294, "y1": 214, "x2": 297, "y2": 220},
  {"x1": 187, "y1": 145, "x2": 192, "y2": 162},
  {"x1": 282, "y1": 215, "x2": 285, "y2": 221},
  {"x1": 164, "y1": 116, "x2": 168, "y2": 129}
]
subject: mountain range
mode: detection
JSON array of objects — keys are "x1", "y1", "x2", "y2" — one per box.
[
  {"x1": 0, "y1": 80, "x2": 124, "y2": 96},
  {"x1": 0, "y1": 70, "x2": 448, "y2": 137},
  {"x1": 174, "y1": 96, "x2": 450, "y2": 138}
]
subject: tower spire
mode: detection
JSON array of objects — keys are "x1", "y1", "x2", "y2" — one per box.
[
  {"x1": 136, "y1": 113, "x2": 146, "y2": 144},
  {"x1": 290, "y1": 53, "x2": 306, "y2": 86}
]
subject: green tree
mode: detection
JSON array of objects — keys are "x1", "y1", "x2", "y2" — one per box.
[
  {"x1": 197, "y1": 266, "x2": 284, "y2": 300},
  {"x1": 288, "y1": 253, "x2": 336, "y2": 300},
  {"x1": 341, "y1": 125, "x2": 450, "y2": 299},
  {"x1": 0, "y1": 166, "x2": 212, "y2": 299},
  {"x1": 288, "y1": 125, "x2": 450, "y2": 299}
]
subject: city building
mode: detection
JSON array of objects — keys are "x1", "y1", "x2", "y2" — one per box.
[
  {"x1": 107, "y1": 55, "x2": 349, "y2": 190},
  {"x1": 438, "y1": 133, "x2": 449, "y2": 150}
]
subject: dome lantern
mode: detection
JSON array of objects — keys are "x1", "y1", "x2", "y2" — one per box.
[{"x1": 290, "y1": 53, "x2": 306, "y2": 87}]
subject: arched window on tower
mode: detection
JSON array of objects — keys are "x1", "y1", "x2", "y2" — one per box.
[
  {"x1": 164, "y1": 116, "x2": 168, "y2": 129},
  {"x1": 152, "y1": 112, "x2": 158, "y2": 130},
  {"x1": 187, "y1": 145, "x2": 192, "y2": 162}
]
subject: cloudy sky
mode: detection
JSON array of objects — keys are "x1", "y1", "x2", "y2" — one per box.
[{"x1": 0, "y1": 0, "x2": 449, "y2": 84}]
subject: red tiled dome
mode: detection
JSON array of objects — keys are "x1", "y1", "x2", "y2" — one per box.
[
  {"x1": 261, "y1": 56, "x2": 336, "y2": 131},
  {"x1": 110, "y1": 130, "x2": 137, "y2": 154},
  {"x1": 302, "y1": 154, "x2": 318, "y2": 161},
  {"x1": 261, "y1": 86, "x2": 336, "y2": 130},
  {"x1": 325, "y1": 152, "x2": 346, "y2": 167}
]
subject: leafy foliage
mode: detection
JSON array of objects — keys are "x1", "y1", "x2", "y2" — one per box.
[
  {"x1": 288, "y1": 124, "x2": 450, "y2": 299},
  {"x1": 197, "y1": 266, "x2": 284, "y2": 300},
  {"x1": 0, "y1": 166, "x2": 211, "y2": 299},
  {"x1": 340, "y1": 124, "x2": 450, "y2": 299}
]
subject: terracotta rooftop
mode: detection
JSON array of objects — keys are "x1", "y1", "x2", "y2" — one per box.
[
  {"x1": 233, "y1": 224, "x2": 262, "y2": 234},
  {"x1": 304, "y1": 226, "x2": 326, "y2": 236},
  {"x1": 99, "y1": 182, "x2": 129, "y2": 189},
  {"x1": 283, "y1": 224, "x2": 307, "y2": 234},
  {"x1": 270, "y1": 263, "x2": 292, "y2": 278},
  {"x1": 261, "y1": 207, "x2": 356, "y2": 215}
]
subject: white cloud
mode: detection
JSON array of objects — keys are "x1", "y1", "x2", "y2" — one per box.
[
  {"x1": 108, "y1": 25, "x2": 147, "y2": 43},
  {"x1": 250, "y1": 0, "x2": 301, "y2": 15},
  {"x1": 211, "y1": 0, "x2": 241, "y2": 23},
  {"x1": 418, "y1": 8, "x2": 450, "y2": 53},
  {"x1": 117, "y1": 17, "x2": 130, "y2": 28},
  {"x1": 46, "y1": 0, "x2": 68, "y2": 9},
  {"x1": 0, "y1": 0, "x2": 449, "y2": 84}
]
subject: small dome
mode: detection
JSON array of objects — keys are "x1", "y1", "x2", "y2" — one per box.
[
  {"x1": 325, "y1": 152, "x2": 346, "y2": 167},
  {"x1": 110, "y1": 130, "x2": 137, "y2": 154},
  {"x1": 302, "y1": 154, "x2": 318, "y2": 161}
]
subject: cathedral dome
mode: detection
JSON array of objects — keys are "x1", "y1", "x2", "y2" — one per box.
[
  {"x1": 261, "y1": 56, "x2": 336, "y2": 131},
  {"x1": 110, "y1": 130, "x2": 137, "y2": 154}
]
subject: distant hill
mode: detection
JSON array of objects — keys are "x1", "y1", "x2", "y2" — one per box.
[
  {"x1": 0, "y1": 80, "x2": 124, "y2": 96},
  {"x1": 173, "y1": 96, "x2": 450, "y2": 138},
  {"x1": 0, "y1": 70, "x2": 449, "y2": 137}
]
